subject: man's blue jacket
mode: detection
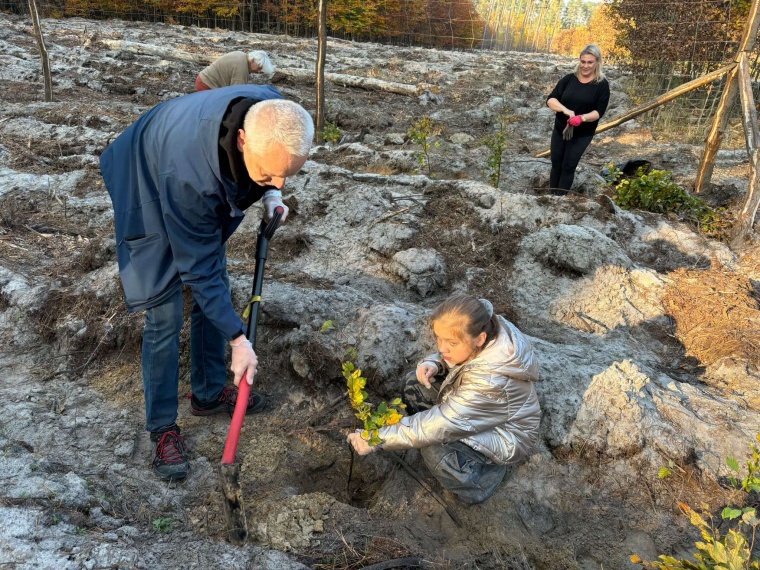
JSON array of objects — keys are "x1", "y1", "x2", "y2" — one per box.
[{"x1": 100, "y1": 85, "x2": 284, "y2": 340}]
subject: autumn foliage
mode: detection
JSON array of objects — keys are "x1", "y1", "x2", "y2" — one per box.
[
  {"x1": 8, "y1": 0, "x2": 486, "y2": 48},
  {"x1": 552, "y1": 3, "x2": 627, "y2": 61},
  {"x1": 606, "y1": 0, "x2": 751, "y2": 66}
]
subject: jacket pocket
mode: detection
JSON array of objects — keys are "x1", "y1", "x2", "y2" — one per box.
[
  {"x1": 123, "y1": 233, "x2": 160, "y2": 247},
  {"x1": 118, "y1": 232, "x2": 177, "y2": 308}
]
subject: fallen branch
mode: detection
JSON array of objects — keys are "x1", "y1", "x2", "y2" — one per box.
[
  {"x1": 372, "y1": 207, "x2": 413, "y2": 225},
  {"x1": 100, "y1": 39, "x2": 211, "y2": 64},
  {"x1": 98, "y1": 41, "x2": 424, "y2": 96},
  {"x1": 278, "y1": 67, "x2": 424, "y2": 96}
]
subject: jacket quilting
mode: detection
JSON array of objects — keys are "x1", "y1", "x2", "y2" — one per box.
[{"x1": 379, "y1": 316, "x2": 541, "y2": 464}]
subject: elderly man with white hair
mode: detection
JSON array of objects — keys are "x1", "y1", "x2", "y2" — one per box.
[
  {"x1": 196, "y1": 50, "x2": 275, "y2": 91},
  {"x1": 100, "y1": 85, "x2": 313, "y2": 481}
]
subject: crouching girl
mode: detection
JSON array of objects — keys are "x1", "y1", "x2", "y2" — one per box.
[{"x1": 347, "y1": 294, "x2": 540, "y2": 505}]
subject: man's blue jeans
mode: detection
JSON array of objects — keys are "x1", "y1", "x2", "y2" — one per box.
[
  {"x1": 141, "y1": 250, "x2": 230, "y2": 432},
  {"x1": 402, "y1": 371, "x2": 508, "y2": 505}
]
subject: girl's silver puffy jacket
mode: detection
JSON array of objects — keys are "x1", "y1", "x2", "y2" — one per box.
[{"x1": 378, "y1": 316, "x2": 541, "y2": 465}]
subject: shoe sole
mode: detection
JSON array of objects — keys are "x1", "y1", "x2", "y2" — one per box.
[
  {"x1": 153, "y1": 465, "x2": 188, "y2": 481},
  {"x1": 190, "y1": 395, "x2": 266, "y2": 416}
]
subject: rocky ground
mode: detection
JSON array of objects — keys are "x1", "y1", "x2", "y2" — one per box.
[{"x1": 0, "y1": 13, "x2": 759, "y2": 570}]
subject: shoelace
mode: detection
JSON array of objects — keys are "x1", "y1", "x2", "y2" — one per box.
[
  {"x1": 155, "y1": 431, "x2": 186, "y2": 464},
  {"x1": 218, "y1": 387, "x2": 239, "y2": 406}
]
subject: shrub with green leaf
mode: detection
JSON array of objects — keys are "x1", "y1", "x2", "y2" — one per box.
[
  {"x1": 152, "y1": 517, "x2": 174, "y2": 533},
  {"x1": 407, "y1": 116, "x2": 442, "y2": 175},
  {"x1": 343, "y1": 357, "x2": 405, "y2": 447},
  {"x1": 632, "y1": 434, "x2": 760, "y2": 569},
  {"x1": 322, "y1": 119, "x2": 342, "y2": 144},
  {"x1": 482, "y1": 106, "x2": 516, "y2": 188},
  {"x1": 611, "y1": 168, "x2": 730, "y2": 239}
]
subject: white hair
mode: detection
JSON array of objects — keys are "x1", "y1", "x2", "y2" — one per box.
[
  {"x1": 243, "y1": 99, "x2": 314, "y2": 157},
  {"x1": 247, "y1": 50, "x2": 274, "y2": 75},
  {"x1": 575, "y1": 44, "x2": 605, "y2": 82}
]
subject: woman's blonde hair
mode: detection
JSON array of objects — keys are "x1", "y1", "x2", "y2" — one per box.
[{"x1": 575, "y1": 44, "x2": 604, "y2": 83}]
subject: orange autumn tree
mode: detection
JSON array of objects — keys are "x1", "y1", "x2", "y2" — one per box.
[{"x1": 552, "y1": 3, "x2": 623, "y2": 59}]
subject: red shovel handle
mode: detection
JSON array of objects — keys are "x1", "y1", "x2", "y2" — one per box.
[{"x1": 221, "y1": 375, "x2": 251, "y2": 465}]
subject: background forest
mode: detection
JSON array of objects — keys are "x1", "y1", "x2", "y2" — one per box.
[
  {"x1": 5, "y1": 0, "x2": 758, "y2": 145},
  {"x1": 0, "y1": 0, "x2": 752, "y2": 58}
]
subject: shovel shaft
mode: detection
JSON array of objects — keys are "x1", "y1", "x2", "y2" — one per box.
[{"x1": 221, "y1": 374, "x2": 251, "y2": 465}]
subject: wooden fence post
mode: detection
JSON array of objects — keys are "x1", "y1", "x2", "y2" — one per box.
[
  {"x1": 731, "y1": 52, "x2": 760, "y2": 244},
  {"x1": 694, "y1": 67, "x2": 739, "y2": 193},
  {"x1": 27, "y1": 0, "x2": 52, "y2": 102},
  {"x1": 315, "y1": 0, "x2": 327, "y2": 145},
  {"x1": 696, "y1": 0, "x2": 760, "y2": 193}
]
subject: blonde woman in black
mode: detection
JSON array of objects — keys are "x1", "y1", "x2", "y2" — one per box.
[{"x1": 546, "y1": 44, "x2": 610, "y2": 195}]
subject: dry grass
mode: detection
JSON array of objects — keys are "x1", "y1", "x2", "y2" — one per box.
[
  {"x1": 415, "y1": 187, "x2": 528, "y2": 323},
  {"x1": 362, "y1": 163, "x2": 399, "y2": 176},
  {"x1": 309, "y1": 530, "x2": 418, "y2": 570},
  {"x1": 663, "y1": 268, "x2": 760, "y2": 366}
]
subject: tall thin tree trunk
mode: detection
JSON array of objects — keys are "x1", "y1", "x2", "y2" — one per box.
[
  {"x1": 315, "y1": 0, "x2": 327, "y2": 144},
  {"x1": 531, "y1": 0, "x2": 548, "y2": 52},
  {"x1": 27, "y1": 0, "x2": 52, "y2": 101},
  {"x1": 517, "y1": 0, "x2": 535, "y2": 51},
  {"x1": 546, "y1": 1, "x2": 561, "y2": 52},
  {"x1": 502, "y1": 0, "x2": 519, "y2": 51},
  {"x1": 481, "y1": 0, "x2": 496, "y2": 46}
]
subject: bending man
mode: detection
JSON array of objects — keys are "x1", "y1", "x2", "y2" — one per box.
[
  {"x1": 196, "y1": 50, "x2": 274, "y2": 91},
  {"x1": 100, "y1": 85, "x2": 314, "y2": 481}
]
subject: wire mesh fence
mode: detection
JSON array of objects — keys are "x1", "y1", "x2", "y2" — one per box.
[{"x1": 3, "y1": 0, "x2": 759, "y2": 146}]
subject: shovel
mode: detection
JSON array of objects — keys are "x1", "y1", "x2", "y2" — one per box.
[{"x1": 220, "y1": 206, "x2": 283, "y2": 545}]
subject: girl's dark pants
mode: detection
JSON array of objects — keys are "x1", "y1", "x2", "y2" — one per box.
[
  {"x1": 550, "y1": 128, "x2": 594, "y2": 195},
  {"x1": 401, "y1": 371, "x2": 507, "y2": 505}
]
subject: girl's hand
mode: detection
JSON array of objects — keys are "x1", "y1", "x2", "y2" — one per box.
[
  {"x1": 416, "y1": 362, "x2": 438, "y2": 388},
  {"x1": 347, "y1": 431, "x2": 377, "y2": 456}
]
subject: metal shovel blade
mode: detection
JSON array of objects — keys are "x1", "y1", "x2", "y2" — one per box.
[{"x1": 220, "y1": 462, "x2": 247, "y2": 545}]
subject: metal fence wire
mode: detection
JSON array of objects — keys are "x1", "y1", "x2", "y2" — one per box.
[{"x1": 3, "y1": 0, "x2": 759, "y2": 145}]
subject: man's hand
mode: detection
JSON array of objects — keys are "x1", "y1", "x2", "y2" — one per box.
[
  {"x1": 230, "y1": 336, "x2": 257, "y2": 386},
  {"x1": 347, "y1": 431, "x2": 377, "y2": 456},
  {"x1": 416, "y1": 361, "x2": 438, "y2": 388},
  {"x1": 262, "y1": 190, "x2": 289, "y2": 222}
]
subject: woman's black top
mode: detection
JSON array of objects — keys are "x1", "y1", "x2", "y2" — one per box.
[{"x1": 547, "y1": 73, "x2": 610, "y2": 137}]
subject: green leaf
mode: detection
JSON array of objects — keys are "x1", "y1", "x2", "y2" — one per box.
[
  {"x1": 320, "y1": 320, "x2": 336, "y2": 333},
  {"x1": 659, "y1": 467, "x2": 672, "y2": 479},
  {"x1": 721, "y1": 507, "x2": 742, "y2": 520},
  {"x1": 726, "y1": 457, "x2": 740, "y2": 472}
]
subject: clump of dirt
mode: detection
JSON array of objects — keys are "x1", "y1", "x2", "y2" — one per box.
[{"x1": 663, "y1": 268, "x2": 760, "y2": 366}]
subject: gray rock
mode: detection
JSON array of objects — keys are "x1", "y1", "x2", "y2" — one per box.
[
  {"x1": 390, "y1": 248, "x2": 448, "y2": 297},
  {"x1": 449, "y1": 132, "x2": 474, "y2": 144}
]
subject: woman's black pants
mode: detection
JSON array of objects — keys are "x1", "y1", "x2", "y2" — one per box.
[{"x1": 549, "y1": 129, "x2": 594, "y2": 195}]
